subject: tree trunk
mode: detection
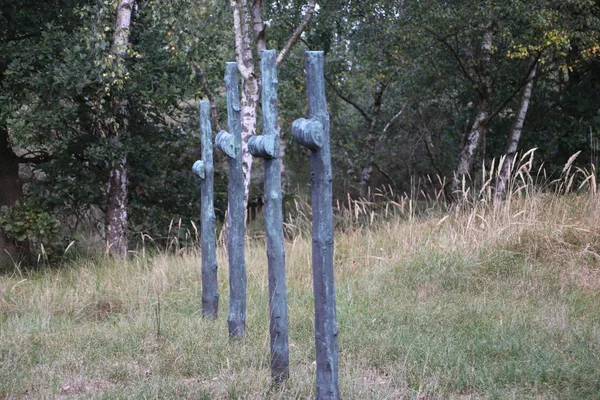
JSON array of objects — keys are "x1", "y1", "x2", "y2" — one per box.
[
  {"x1": 0, "y1": 126, "x2": 23, "y2": 266},
  {"x1": 0, "y1": 127, "x2": 22, "y2": 210},
  {"x1": 358, "y1": 164, "x2": 374, "y2": 199},
  {"x1": 106, "y1": 153, "x2": 128, "y2": 256},
  {"x1": 450, "y1": 21, "x2": 494, "y2": 200},
  {"x1": 230, "y1": 0, "x2": 258, "y2": 208},
  {"x1": 240, "y1": 77, "x2": 259, "y2": 207},
  {"x1": 358, "y1": 83, "x2": 384, "y2": 200},
  {"x1": 452, "y1": 100, "x2": 490, "y2": 193},
  {"x1": 494, "y1": 62, "x2": 537, "y2": 205},
  {"x1": 105, "y1": 0, "x2": 133, "y2": 258},
  {"x1": 230, "y1": 0, "x2": 317, "y2": 208}
]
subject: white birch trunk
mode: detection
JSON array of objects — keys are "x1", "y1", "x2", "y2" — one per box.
[
  {"x1": 230, "y1": 0, "x2": 317, "y2": 208},
  {"x1": 494, "y1": 63, "x2": 537, "y2": 205},
  {"x1": 240, "y1": 77, "x2": 259, "y2": 206},
  {"x1": 450, "y1": 22, "x2": 494, "y2": 199},
  {"x1": 105, "y1": 0, "x2": 133, "y2": 258},
  {"x1": 454, "y1": 102, "x2": 489, "y2": 178},
  {"x1": 251, "y1": 0, "x2": 266, "y2": 55},
  {"x1": 106, "y1": 154, "x2": 128, "y2": 257},
  {"x1": 230, "y1": 0, "x2": 258, "y2": 207}
]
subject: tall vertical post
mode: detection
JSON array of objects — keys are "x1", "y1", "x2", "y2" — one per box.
[
  {"x1": 248, "y1": 50, "x2": 290, "y2": 383},
  {"x1": 216, "y1": 62, "x2": 247, "y2": 338},
  {"x1": 192, "y1": 101, "x2": 219, "y2": 319},
  {"x1": 292, "y1": 51, "x2": 339, "y2": 399}
]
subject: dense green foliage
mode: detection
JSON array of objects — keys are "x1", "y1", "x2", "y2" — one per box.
[
  {"x1": 0, "y1": 201, "x2": 59, "y2": 250},
  {"x1": 1, "y1": 0, "x2": 599, "y2": 264},
  {"x1": 1, "y1": 0, "x2": 230, "y2": 259}
]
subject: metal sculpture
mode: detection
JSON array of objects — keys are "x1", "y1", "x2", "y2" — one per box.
[
  {"x1": 248, "y1": 50, "x2": 290, "y2": 383},
  {"x1": 192, "y1": 100, "x2": 219, "y2": 319},
  {"x1": 215, "y1": 62, "x2": 247, "y2": 339},
  {"x1": 292, "y1": 51, "x2": 339, "y2": 399}
]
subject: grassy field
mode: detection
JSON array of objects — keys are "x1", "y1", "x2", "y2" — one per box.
[{"x1": 1, "y1": 190, "x2": 600, "y2": 399}]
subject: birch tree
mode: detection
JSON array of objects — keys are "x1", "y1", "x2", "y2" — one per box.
[
  {"x1": 419, "y1": 0, "x2": 597, "y2": 202},
  {"x1": 105, "y1": 0, "x2": 134, "y2": 257},
  {"x1": 494, "y1": 61, "x2": 537, "y2": 204},
  {"x1": 228, "y1": 0, "x2": 317, "y2": 206},
  {"x1": 447, "y1": 20, "x2": 495, "y2": 198}
]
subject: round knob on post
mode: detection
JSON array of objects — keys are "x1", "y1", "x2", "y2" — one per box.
[
  {"x1": 292, "y1": 118, "x2": 323, "y2": 151},
  {"x1": 248, "y1": 135, "x2": 277, "y2": 159},
  {"x1": 216, "y1": 130, "x2": 237, "y2": 159},
  {"x1": 192, "y1": 160, "x2": 205, "y2": 179}
]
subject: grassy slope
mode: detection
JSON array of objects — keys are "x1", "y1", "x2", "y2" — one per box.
[{"x1": 1, "y1": 193, "x2": 600, "y2": 399}]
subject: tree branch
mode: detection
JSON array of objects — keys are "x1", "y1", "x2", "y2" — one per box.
[
  {"x1": 276, "y1": 0, "x2": 317, "y2": 66},
  {"x1": 369, "y1": 83, "x2": 385, "y2": 131},
  {"x1": 0, "y1": 31, "x2": 41, "y2": 44},
  {"x1": 425, "y1": 27, "x2": 482, "y2": 96},
  {"x1": 193, "y1": 63, "x2": 223, "y2": 132},
  {"x1": 16, "y1": 151, "x2": 52, "y2": 165},
  {"x1": 251, "y1": 0, "x2": 266, "y2": 56},
  {"x1": 373, "y1": 162, "x2": 396, "y2": 189},
  {"x1": 239, "y1": 0, "x2": 257, "y2": 74},
  {"x1": 421, "y1": 130, "x2": 445, "y2": 178},
  {"x1": 471, "y1": 20, "x2": 495, "y2": 97},
  {"x1": 487, "y1": 56, "x2": 540, "y2": 123},
  {"x1": 230, "y1": 0, "x2": 253, "y2": 79},
  {"x1": 382, "y1": 105, "x2": 405, "y2": 133},
  {"x1": 325, "y1": 76, "x2": 372, "y2": 124},
  {"x1": 110, "y1": 0, "x2": 134, "y2": 57}
]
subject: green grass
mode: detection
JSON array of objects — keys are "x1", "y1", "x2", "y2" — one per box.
[{"x1": 2, "y1": 193, "x2": 600, "y2": 399}]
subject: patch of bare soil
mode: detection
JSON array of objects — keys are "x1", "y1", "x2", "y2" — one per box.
[
  {"x1": 59, "y1": 377, "x2": 114, "y2": 397},
  {"x1": 578, "y1": 267, "x2": 600, "y2": 290}
]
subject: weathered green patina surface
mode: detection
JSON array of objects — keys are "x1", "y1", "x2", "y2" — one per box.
[
  {"x1": 248, "y1": 50, "x2": 290, "y2": 383},
  {"x1": 192, "y1": 101, "x2": 219, "y2": 319},
  {"x1": 292, "y1": 51, "x2": 339, "y2": 400},
  {"x1": 215, "y1": 130, "x2": 236, "y2": 159},
  {"x1": 248, "y1": 134, "x2": 276, "y2": 159},
  {"x1": 216, "y1": 62, "x2": 247, "y2": 339},
  {"x1": 291, "y1": 118, "x2": 323, "y2": 150}
]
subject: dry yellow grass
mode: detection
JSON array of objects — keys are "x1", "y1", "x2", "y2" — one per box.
[{"x1": 1, "y1": 154, "x2": 600, "y2": 398}]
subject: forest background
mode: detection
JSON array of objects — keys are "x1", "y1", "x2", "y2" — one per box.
[{"x1": 1, "y1": 0, "x2": 599, "y2": 266}]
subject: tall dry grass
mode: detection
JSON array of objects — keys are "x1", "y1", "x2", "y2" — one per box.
[{"x1": 1, "y1": 150, "x2": 600, "y2": 398}]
